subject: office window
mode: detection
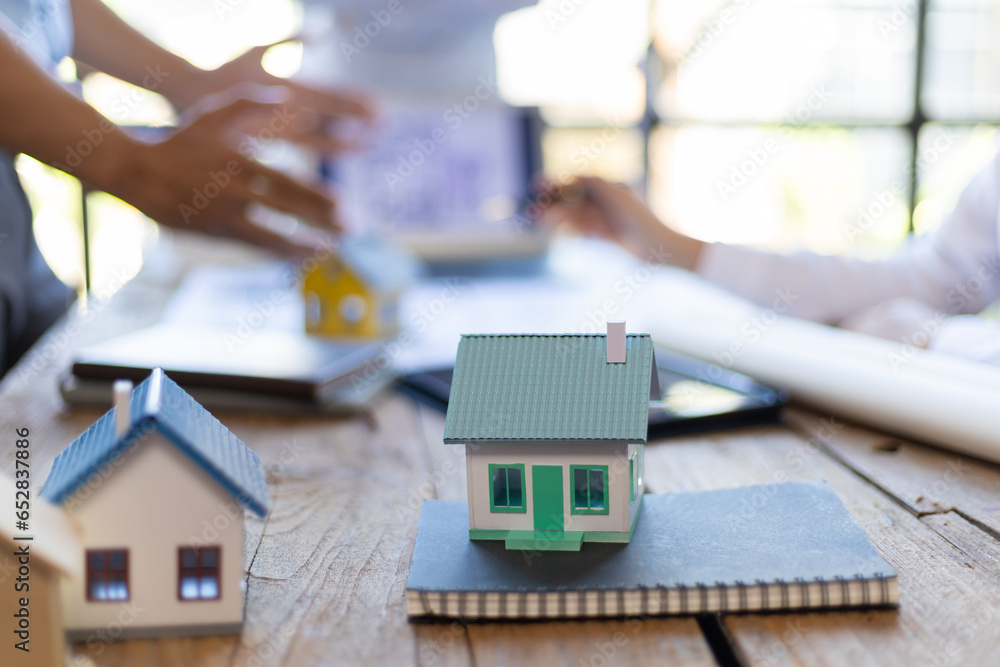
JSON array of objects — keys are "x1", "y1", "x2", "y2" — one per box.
[
  {"x1": 86, "y1": 549, "x2": 129, "y2": 601},
  {"x1": 495, "y1": 0, "x2": 1000, "y2": 259},
  {"x1": 179, "y1": 547, "x2": 221, "y2": 601},
  {"x1": 489, "y1": 464, "x2": 526, "y2": 513},
  {"x1": 647, "y1": 0, "x2": 1000, "y2": 254},
  {"x1": 571, "y1": 465, "x2": 610, "y2": 515}
]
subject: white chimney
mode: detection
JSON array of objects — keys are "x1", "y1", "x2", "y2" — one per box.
[
  {"x1": 607, "y1": 321, "x2": 626, "y2": 363},
  {"x1": 114, "y1": 379, "x2": 133, "y2": 436}
]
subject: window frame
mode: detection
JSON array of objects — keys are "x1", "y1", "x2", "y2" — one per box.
[
  {"x1": 629, "y1": 451, "x2": 637, "y2": 504},
  {"x1": 643, "y1": 0, "x2": 976, "y2": 237},
  {"x1": 570, "y1": 464, "x2": 611, "y2": 515},
  {"x1": 85, "y1": 548, "x2": 130, "y2": 602},
  {"x1": 177, "y1": 546, "x2": 222, "y2": 602},
  {"x1": 488, "y1": 463, "x2": 527, "y2": 513}
]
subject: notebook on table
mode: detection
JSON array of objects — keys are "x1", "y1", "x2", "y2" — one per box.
[
  {"x1": 62, "y1": 323, "x2": 394, "y2": 414},
  {"x1": 406, "y1": 481, "x2": 898, "y2": 620}
]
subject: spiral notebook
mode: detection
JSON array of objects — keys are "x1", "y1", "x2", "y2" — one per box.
[{"x1": 406, "y1": 481, "x2": 898, "y2": 619}]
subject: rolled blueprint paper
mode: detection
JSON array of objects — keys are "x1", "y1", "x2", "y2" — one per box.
[{"x1": 634, "y1": 271, "x2": 1000, "y2": 465}]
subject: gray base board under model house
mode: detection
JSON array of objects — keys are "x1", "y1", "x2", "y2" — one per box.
[{"x1": 405, "y1": 481, "x2": 899, "y2": 620}]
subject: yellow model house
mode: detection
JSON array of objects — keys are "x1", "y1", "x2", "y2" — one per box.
[
  {"x1": 0, "y1": 474, "x2": 82, "y2": 667},
  {"x1": 303, "y1": 236, "x2": 422, "y2": 339}
]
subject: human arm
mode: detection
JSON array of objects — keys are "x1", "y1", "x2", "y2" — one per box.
[
  {"x1": 69, "y1": 0, "x2": 210, "y2": 109},
  {"x1": 69, "y1": 0, "x2": 375, "y2": 135},
  {"x1": 538, "y1": 156, "x2": 1000, "y2": 325},
  {"x1": 0, "y1": 28, "x2": 339, "y2": 254},
  {"x1": 695, "y1": 154, "x2": 1000, "y2": 323},
  {"x1": 536, "y1": 176, "x2": 706, "y2": 270}
]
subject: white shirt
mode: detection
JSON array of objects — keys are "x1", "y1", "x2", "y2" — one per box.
[{"x1": 696, "y1": 148, "x2": 1000, "y2": 365}]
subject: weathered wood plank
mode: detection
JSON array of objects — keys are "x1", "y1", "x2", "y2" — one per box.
[
  {"x1": 69, "y1": 635, "x2": 237, "y2": 667},
  {"x1": 225, "y1": 396, "x2": 447, "y2": 667},
  {"x1": 413, "y1": 402, "x2": 467, "y2": 502},
  {"x1": 644, "y1": 423, "x2": 1000, "y2": 666},
  {"x1": 785, "y1": 409, "x2": 1000, "y2": 535},
  {"x1": 466, "y1": 618, "x2": 717, "y2": 667},
  {"x1": 920, "y1": 512, "x2": 1000, "y2": 583}
]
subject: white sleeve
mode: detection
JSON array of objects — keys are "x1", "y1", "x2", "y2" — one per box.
[
  {"x1": 930, "y1": 315, "x2": 1000, "y2": 365},
  {"x1": 695, "y1": 150, "x2": 1000, "y2": 324}
]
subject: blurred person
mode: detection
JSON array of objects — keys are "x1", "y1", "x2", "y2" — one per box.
[
  {"x1": 0, "y1": 0, "x2": 374, "y2": 376},
  {"x1": 537, "y1": 151, "x2": 1000, "y2": 366}
]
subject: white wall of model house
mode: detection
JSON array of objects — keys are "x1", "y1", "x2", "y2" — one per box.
[
  {"x1": 465, "y1": 441, "x2": 645, "y2": 534},
  {"x1": 60, "y1": 432, "x2": 245, "y2": 636}
]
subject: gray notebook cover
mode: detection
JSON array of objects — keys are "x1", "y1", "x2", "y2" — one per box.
[{"x1": 406, "y1": 481, "x2": 897, "y2": 618}]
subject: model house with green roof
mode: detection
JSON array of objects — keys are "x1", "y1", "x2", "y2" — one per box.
[{"x1": 443, "y1": 323, "x2": 659, "y2": 551}]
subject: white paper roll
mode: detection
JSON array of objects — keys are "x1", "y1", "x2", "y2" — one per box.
[{"x1": 633, "y1": 270, "x2": 1000, "y2": 465}]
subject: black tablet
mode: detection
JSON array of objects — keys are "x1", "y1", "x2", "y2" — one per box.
[{"x1": 397, "y1": 347, "x2": 787, "y2": 439}]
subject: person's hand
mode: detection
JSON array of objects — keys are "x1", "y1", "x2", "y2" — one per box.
[
  {"x1": 108, "y1": 90, "x2": 340, "y2": 255},
  {"x1": 199, "y1": 39, "x2": 377, "y2": 154},
  {"x1": 533, "y1": 175, "x2": 705, "y2": 270}
]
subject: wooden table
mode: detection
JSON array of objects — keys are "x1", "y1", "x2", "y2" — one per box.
[{"x1": 3, "y1": 253, "x2": 1000, "y2": 667}]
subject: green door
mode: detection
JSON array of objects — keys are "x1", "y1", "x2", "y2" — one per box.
[{"x1": 532, "y1": 465, "x2": 564, "y2": 532}]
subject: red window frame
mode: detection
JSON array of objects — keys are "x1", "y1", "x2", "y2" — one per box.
[
  {"x1": 177, "y1": 546, "x2": 221, "y2": 601},
  {"x1": 85, "y1": 549, "x2": 130, "y2": 602}
]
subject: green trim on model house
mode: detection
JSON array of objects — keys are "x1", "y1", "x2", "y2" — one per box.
[
  {"x1": 469, "y1": 495, "x2": 644, "y2": 549},
  {"x1": 488, "y1": 463, "x2": 527, "y2": 513},
  {"x1": 569, "y1": 464, "x2": 610, "y2": 515}
]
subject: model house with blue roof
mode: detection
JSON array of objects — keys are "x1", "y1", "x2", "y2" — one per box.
[
  {"x1": 41, "y1": 368, "x2": 269, "y2": 639},
  {"x1": 443, "y1": 323, "x2": 659, "y2": 551}
]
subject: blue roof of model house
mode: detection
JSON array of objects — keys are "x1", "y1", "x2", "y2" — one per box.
[
  {"x1": 443, "y1": 333, "x2": 659, "y2": 445},
  {"x1": 41, "y1": 368, "x2": 269, "y2": 517}
]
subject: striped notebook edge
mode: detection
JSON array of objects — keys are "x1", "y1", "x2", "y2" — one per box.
[{"x1": 406, "y1": 575, "x2": 899, "y2": 619}]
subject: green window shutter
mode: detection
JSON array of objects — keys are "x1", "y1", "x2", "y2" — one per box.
[
  {"x1": 569, "y1": 465, "x2": 610, "y2": 515},
  {"x1": 629, "y1": 453, "x2": 636, "y2": 504},
  {"x1": 488, "y1": 464, "x2": 527, "y2": 513}
]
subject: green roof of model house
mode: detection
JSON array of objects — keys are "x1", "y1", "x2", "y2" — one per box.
[{"x1": 443, "y1": 333, "x2": 658, "y2": 445}]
